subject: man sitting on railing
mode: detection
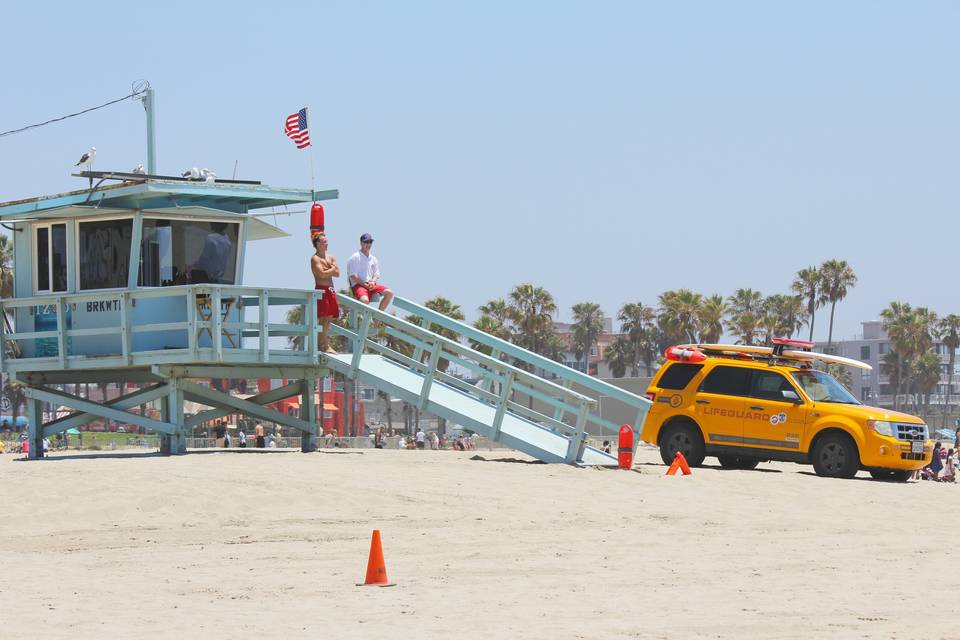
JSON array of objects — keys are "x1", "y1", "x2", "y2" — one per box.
[{"x1": 347, "y1": 233, "x2": 393, "y2": 311}]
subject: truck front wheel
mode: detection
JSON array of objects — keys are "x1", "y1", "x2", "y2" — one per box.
[
  {"x1": 659, "y1": 422, "x2": 705, "y2": 467},
  {"x1": 811, "y1": 433, "x2": 860, "y2": 479}
]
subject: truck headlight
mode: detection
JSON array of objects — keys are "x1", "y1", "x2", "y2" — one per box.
[{"x1": 867, "y1": 420, "x2": 895, "y2": 437}]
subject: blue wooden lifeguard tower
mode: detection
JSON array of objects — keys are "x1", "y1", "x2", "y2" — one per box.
[{"x1": 0, "y1": 172, "x2": 649, "y2": 463}]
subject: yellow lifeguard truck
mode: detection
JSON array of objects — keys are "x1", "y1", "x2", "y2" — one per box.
[{"x1": 641, "y1": 339, "x2": 931, "y2": 480}]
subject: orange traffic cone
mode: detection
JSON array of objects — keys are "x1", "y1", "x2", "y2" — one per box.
[
  {"x1": 357, "y1": 529, "x2": 396, "y2": 587},
  {"x1": 666, "y1": 451, "x2": 692, "y2": 476}
]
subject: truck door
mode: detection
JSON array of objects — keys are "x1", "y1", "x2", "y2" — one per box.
[
  {"x1": 740, "y1": 369, "x2": 806, "y2": 453},
  {"x1": 696, "y1": 365, "x2": 751, "y2": 448}
]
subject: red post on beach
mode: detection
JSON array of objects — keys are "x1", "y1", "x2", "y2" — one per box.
[{"x1": 618, "y1": 424, "x2": 633, "y2": 469}]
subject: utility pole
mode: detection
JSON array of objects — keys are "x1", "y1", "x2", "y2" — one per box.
[{"x1": 141, "y1": 85, "x2": 157, "y2": 174}]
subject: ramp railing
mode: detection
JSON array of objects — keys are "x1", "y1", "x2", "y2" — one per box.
[
  {"x1": 330, "y1": 294, "x2": 650, "y2": 460},
  {"x1": 330, "y1": 296, "x2": 595, "y2": 453},
  {"x1": 390, "y1": 297, "x2": 651, "y2": 438}
]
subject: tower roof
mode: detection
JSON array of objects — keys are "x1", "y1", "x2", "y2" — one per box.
[{"x1": 0, "y1": 176, "x2": 338, "y2": 218}]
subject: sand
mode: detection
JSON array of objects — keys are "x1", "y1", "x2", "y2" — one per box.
[{"x1": 0, "y1": 445, "x2": 951, "y2": 639}]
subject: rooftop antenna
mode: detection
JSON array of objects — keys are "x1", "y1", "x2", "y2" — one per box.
[{"x1": 132, "y1": 80, "x2": 156, "y2": 174}]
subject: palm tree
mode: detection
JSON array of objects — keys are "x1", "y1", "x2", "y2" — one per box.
[
  {"x1": 937, "y1": 314, "x2": 960, "y2": 428},
  {"x1": 657, "y1": 289, "x2": 703, "y2": 344},
  {"x1": 479, "y1": 298, "x2": 511, "y2": 326},
  {"x1": 412, "y1": 296, "x2": 465, "y2": 373},
  {"x1": 604, "y1": 336, "x2": 633, "y2": 378},
  {"x1": 881, "y1": 302, "x2": 913, "y2": 410},
  {"x1": 913, "y1": 351, "x2": 942, "y2": 418},
  {"x1": 882, "y1": 303, "x2": 937, "y2": 411},
  {"x1": 697, "y1": 294, "x2": 726, "y2": 343},
  {"x1": 727, "y1": 288, "x2": 764, "y2": 316},
  {"x1": 791, "y1": 266, "x2": 822, "y2": 342},
  {"x1": 819, "y1": 259, "x2": 857, "y2": 347},
  {"x1": 470, "y1": 315, "x2": 509, "y2": 356},
  {"x1": 618, "y1": 302, "x2": 656, "y2": 376},
  {"x1": 507, "y1": 283, "x2": 557, "y2": 362},
  {"x1": 285, "y1": 305, "x2": 305, "y2": 351},
  {"x1": 726, "y1": 288, "x2": 764, "y2": 345},
  {"x1": 507, "y1": 284, "x2": 557, "y2": 407},
  {"x1": 760, "y1": 294, "x2": 808, "y2": 343},
  {"x1": 571, "y1": 302, "x2": 604, "y2": 372}
]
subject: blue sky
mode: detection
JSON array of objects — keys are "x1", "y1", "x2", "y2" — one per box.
[{"x1": 1, "y1": 1, "x2": 958, "y2": 341}]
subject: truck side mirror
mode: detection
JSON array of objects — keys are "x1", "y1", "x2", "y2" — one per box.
[{"x1": 781, "y1": 389, "x2": 802, "y2": 403}]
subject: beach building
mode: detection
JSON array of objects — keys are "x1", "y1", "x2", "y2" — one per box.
[{"x1": 553, "y1": 317, "x2": 618, "y2": 377}]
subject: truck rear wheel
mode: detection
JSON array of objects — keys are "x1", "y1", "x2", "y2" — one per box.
[
  {"x1": 659, "y1": 421, "x2": 705, "y2": 467},
  {"x1": 811, "y1": 432, "x2": 860, "y2": 479},
  {"x1": 717, "y1": 455, "x2": 760, "y2": 470},
  {"x1": 869, "y1": 470, "x2": 912, "y2": 482}
]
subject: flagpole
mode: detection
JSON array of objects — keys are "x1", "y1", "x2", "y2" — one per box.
[{"x1": 308, "y1": 107, "x2": 316, "y2": 200}]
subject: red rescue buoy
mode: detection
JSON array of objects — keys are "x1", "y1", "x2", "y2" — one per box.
[
  {"x1": 618, "y1": 424, "x2": 634, "y2": 470},
  {"x1": 664, "y1": 346, "x2": 707, "y2": 363},
  {"x1": 310, "y1": 202, "x2": 325, "y2": 236}
]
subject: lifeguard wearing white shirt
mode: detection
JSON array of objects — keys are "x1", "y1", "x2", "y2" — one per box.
[{"x1": 347, "y1": 232, "x2": 394, "y2": 311}]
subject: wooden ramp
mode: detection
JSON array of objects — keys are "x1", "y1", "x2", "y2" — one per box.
[
  {"x1": 328, "y1": 353, "x2": 614, "y2": 465},
  {"x1": 329, "y1": 296, "x2": 652, "y2": 465}
]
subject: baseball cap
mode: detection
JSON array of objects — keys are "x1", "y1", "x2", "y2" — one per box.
[{"x1": 360, "y1": 233, "x2": 374, "y2": 243}]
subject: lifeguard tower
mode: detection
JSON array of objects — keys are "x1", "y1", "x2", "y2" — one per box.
[{"x1": 0, "y1": 173, "x2": 649, "y2": 463}]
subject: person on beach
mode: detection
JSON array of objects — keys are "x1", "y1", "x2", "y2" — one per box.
[
  {"x1": 374, "y1": 426, "x2": 385, "y2": 449},
  {"x1": 311, "y1": 234, "x2": 340, "y2": 353},
  {"x1": 430, "y1": 432, "x2": 439, "y2": 450},
  {"x1": 927, "y1": 441, "x2": 943, "y2": 481},
  {"x1": 254, "y1": 422, "x2": 265, "y2": 449},
  {"x1": 238, "y1": 428, "x2": 246, "y2": 448},
  {"x1": 415, "y1": 427, "x2": 426, "y2": 450},
  {"x1": 943, "y1": 448, "x2": 957, "y2": 483},
  {"x1": 347, "y1": 233, "x2": 393, "y2": 311},
  {"x1": 398, "y1": 435, "x2": 407, "y2": 449}
]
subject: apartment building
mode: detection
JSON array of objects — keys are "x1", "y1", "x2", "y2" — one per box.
[{"x1": 823, "y1": 320, "x2": 960, "y2": 409}]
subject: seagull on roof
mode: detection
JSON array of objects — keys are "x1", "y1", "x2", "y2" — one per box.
[
  {"x1": 182, "y1": 167, "x2": 201, "y2": 180},
  {"x1": 74, "y1": 146, "x2": 96, "y2": 170},
  {"x1": 131, "y1": 163, "x2": 146, "y2": 175}
]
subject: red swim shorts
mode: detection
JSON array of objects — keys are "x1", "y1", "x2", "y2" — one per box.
[
  {"x1": 352, "y1": 283, "x2": 389, "y2": 300},
  {"x1": 316, "y1": 285, "x2": 340, "y2": 319}
]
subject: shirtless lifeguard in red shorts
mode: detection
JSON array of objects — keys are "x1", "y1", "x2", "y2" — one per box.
[{"x1": 311, "y1": 234, "x2": 340, "y2": 353}]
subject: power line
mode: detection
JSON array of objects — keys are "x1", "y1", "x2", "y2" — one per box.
[{"x1": 0, "y1": 89, "x2": 146, "y2": 139}]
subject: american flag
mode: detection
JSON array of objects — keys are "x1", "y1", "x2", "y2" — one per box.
[{"x1": 284, "y1": 108, "x2": 311, "y2": 149}]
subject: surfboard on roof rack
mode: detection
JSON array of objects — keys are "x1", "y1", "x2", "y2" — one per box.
[{"x1": 677, "y1": 339, "x2": 873, "y2": 371}]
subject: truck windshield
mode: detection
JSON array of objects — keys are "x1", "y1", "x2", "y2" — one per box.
[{"x1": 790, "y1": 370, "x2": 860, "y2": 404}]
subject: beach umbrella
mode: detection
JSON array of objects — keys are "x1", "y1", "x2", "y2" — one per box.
[{"x1": 66, "y1": 428, "x2": 81, "y2": 435}]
